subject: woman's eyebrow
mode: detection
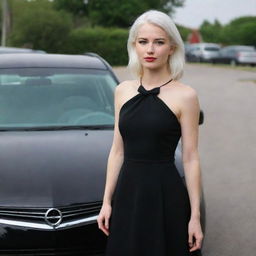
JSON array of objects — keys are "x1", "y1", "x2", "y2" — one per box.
[{"x1": 137, "y1": 37, "x2": 166, "y2": 40}]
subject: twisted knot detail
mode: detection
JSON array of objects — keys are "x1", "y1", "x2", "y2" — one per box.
[{"x1": 137, "y1": 85, "x2": 160, "y2": 96}]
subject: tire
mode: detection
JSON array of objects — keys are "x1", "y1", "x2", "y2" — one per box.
[{"x1": 230, "y1": 59, "x2": 237, "y2": 66}]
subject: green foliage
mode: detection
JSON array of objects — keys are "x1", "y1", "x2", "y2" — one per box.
[
  {"x1": 228, "y1": 16, "x2": 256, "y2": 27},
  {"x1": 8, "y1": 0, "x2": 72, "y2": 52},
  {"x1": 54, "y1": 0, "x2": 185, "y2": 28},
  {"x1": 200, "y1": 16, "x2": 256, "y2": 46},
  {"x1": 200, "y1": 19, "x2": 222, "y2": 43},
  {"x1": 53, "y1": 0, "x2": 91, "y2": 28},
  {"x1": 87, "y1": 0, "x2": 147, "y2": 27},
  {"x1": 176, "y1": 24, "x2": 191, "y2": 42},
  {"x1": 53, "y1": 0, "x2": 88, "y2": 16},
  {"x1": 237, "y1": 22, "x2": 256, "y2": 46},
  {"x1": 65, "y1": 27, "x2": 129, "y2": 66},
  {"x1": 88, "y1": 0, "x2": 185, "y2": 27},
  {"x1": 220, "y1": 16, "x2": 256, "y2": 46}
]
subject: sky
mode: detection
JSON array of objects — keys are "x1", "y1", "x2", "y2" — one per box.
[{"x1": 173, "y1": 0, "x2": 256, "y2": 29}]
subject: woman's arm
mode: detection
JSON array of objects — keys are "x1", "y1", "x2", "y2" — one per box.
[
  {"x1": 102, "y1": 84, "x2": 125, "y2": 204},
  {"x1": 179, "y1": 86, "x2": 203, "y2": 251},
  {"x1": 98, "y1": 83, "x2": 125, "y2": 235}
]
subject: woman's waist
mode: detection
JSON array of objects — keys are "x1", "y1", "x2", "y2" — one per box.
[{"x1": 123, "y1": 155, "x2": 175, "y2": 163}]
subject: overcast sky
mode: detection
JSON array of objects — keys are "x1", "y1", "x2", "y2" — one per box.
[{"x1": 173, "y1": 0, "x2": 256, "y2": 28}]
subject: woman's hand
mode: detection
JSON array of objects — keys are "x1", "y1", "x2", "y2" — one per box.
[
  {"x1": 97, "y1": 203, "x2": 112, "y2": 236},
  {"x1": 188, "y1": 218, "x2": 204, "y2": 252}
]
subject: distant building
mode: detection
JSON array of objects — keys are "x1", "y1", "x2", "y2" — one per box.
[{"x1": 187, "y1": 30, "x2": 202, "y2": 44}]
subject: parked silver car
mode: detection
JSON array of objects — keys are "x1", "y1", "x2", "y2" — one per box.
[
  {"x1": 211, "y1": 45, "x2": 256, "y2": 66},
  {"x1": 186, "y1": 43, "x2": 220, "y2": 63}
]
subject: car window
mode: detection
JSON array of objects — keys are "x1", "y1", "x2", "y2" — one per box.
[
  {"x1": 204, "y1": 47, "x2": 219, "y2": 51},
  {"x1": 0, "y1": 68, "x2": 116, "y2": 129}
]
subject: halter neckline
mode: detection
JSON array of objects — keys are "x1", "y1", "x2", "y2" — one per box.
[
  {"x1": 138, "y1": 77, "x2": 173, "y2": 96},
  {"x1": 139, "y1": 77, "x2": 173, "y2": 90}
]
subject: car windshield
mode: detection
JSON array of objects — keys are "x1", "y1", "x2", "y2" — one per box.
[
  {"x1": 204, "y1": 47, "x2": 219, "y2": 51},
  {"x1": 0, "y1": 68, "x2": 116, "y2": 130}
]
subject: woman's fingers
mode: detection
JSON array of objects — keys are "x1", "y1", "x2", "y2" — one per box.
[
  {"x1": 188, "y1": 232, "x2": 194, "y2": 249},
  {"x1": 195, "y1": 233, "x2": 203, "y2": 250},
  {"x1": 97, "y1": 215, "x2": 103, "y2": 229},
  {"x1": 97, "y1": 215, "x2": 110, "y2": 236},
  {"x1": 189, "y1": 233, "x2": 203, "y2": 252},
  {"x1": 97, "y1": 204, "x2": 112, "y2": 236},
  {"x1": 105, "y1": 216, "x2": 109, "y2": 230}
]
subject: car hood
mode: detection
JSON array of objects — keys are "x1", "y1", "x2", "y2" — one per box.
[{"x1": 0, "y1": 130, "x2": 113, "y2": 208}]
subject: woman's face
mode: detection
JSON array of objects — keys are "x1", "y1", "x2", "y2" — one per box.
[{"x1": 134, "y1": 23, "x2": 174, "y2": 72}]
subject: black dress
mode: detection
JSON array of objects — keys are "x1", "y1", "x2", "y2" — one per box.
[{"x1": 105, "y1": 82, "x2": 201, "y2": 256}]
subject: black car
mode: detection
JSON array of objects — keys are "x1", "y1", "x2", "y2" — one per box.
[
  {"x1": 0, "y1": 46, "x2": 46, "y2": 54},
  {"x1": 0, "y1": 53, "x2": 205, "y2": 255}
]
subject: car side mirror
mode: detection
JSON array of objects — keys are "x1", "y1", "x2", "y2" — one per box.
[{"x1": 199, "y1": 110, "x2": 204, "y2": 125}]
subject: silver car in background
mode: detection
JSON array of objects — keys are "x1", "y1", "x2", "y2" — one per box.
[
  {"x1": 211, "y1": 45, "x2": 256, "y2": 66},
  {"x1": 186, "y1": 43, "x2": 221, "y2": 63}
]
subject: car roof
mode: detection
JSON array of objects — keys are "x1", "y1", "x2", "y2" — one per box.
[
  {"x1": 0, "y1": 53, "x2": 108, "y2": 69},
  {"x1": 0, "y1": 46, "x2": 45, "y2": 54},
  {"x1": 222, "y1": 45, "x2": 255, "y2": 50}
]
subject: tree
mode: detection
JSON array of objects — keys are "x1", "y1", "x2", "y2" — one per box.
[
  {"x1": 220, "y1": 16, "x2": 256, "y2": 46},
  {"x1": 238, "y1": 22, "x2": 256, "y2": 46},
  {"x1": 53, "y1": 0, "x2": 185, "y2": 27},
  {"x1": 9, "y1": 0, "x2": 72, "y2": 52},
  {"x1": 200, "y1": 19, "x2": 222, "y2": 43},
  {"x1": 53, "y1": 0, "x2": 90, "y2": 27}
]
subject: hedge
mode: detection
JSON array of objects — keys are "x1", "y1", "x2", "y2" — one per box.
[{"x1": 64, "y1": 27, "x2": 129, "y2": 66}]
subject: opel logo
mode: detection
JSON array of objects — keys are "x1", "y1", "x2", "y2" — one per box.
[{"x1": 45, "y1": 208, "x2": 62, "y2": 227}]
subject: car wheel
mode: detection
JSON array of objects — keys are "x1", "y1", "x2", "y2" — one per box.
[{"x1": 230, "y1": 59, "x2": 237, "y2": 66}]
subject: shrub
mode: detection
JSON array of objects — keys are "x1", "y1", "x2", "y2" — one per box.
[{"x1": 64, "y1": 27, "x2": 129, "y2": 66}]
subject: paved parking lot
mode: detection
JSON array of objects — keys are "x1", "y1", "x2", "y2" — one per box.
[{"x1": 113, "y1": 64, "x2": 256, "y2": 256}]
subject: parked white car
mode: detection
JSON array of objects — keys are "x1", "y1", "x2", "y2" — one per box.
[{"x1": 186, "y1": 43, "x2": 220, "y2": 62}]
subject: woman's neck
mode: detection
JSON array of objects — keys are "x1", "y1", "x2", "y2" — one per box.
[{"x1": 140, "y1": 67, "x2": 172, "y2": 88}]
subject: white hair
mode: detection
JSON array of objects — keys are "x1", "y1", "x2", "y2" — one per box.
[{"x1": 127, "y1": 10, "x2": 185, "y2": 80}]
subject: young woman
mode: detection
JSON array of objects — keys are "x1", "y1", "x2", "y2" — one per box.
[{"x1": 97, "y1": 10, "x2": 204, "y2": 256}]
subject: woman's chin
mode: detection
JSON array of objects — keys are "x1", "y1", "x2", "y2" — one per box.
[{"x1": 141, "y1": 63, "x2": 165, "y2": 71}]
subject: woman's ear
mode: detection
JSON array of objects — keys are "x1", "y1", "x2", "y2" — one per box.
[{"x1": 169, "y1": 45, "x2": 176, "y2": 56}]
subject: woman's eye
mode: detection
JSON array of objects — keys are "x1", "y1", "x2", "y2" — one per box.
[
  {"x1": 156, "y1": 41, "x2": 164, "y2": 45},
  {"x1": 138, "y1": 40, "x2": 147, "y2": 44}
]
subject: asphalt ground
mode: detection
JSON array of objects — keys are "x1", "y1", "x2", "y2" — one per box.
[{"x1": 113, "y1": 64, "x2": 256, "y2": 256}]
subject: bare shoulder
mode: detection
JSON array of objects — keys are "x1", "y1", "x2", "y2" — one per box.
[
  {"x1": 116, "y1": 80, "x2": 138, "y2": 92},
  {"x1": 173, "y1": 81, "x2": 197, "y2": 97},
  {"x1": 172, "y1": 81, "x2": 199, "y2": 104},
  {"x1": 115, "y1": 80, "x2": 139, "y2": 105}
]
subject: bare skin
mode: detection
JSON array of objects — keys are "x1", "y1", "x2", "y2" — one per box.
[{"x1": 97, "y1": 23, "x2": 204, "y2": 252}]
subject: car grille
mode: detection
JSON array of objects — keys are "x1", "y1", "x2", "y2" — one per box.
[{"x1": 0, "y1": 201, "x2": 102, "y2": 230}]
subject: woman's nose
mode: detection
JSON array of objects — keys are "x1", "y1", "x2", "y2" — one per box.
[{"x1": 146, "y1": 43, "x2": 154, "y2": 54}]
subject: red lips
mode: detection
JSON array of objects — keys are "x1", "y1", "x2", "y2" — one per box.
[{"x1": 144, "y1": 57, "x2": 156, "y2": 62}]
